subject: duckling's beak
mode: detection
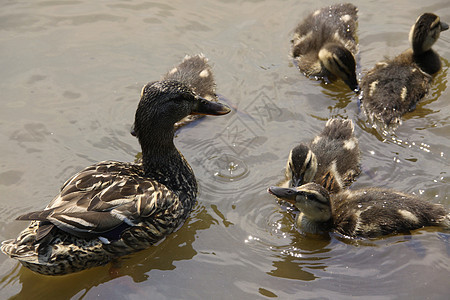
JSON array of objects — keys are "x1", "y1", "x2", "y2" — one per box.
[
  {"x1": 291, "y1": 174, "x2": 303, "y2": 187},
  {"x1": 441, "y1": 21, "x2": 449, "y2": 32},
  {"x1": 345, "y1": 77, "x2": 360, "y2": 93},
  {"x1": 267, "y1": 186, "x2": 298, "y2": 204},
  {"x1": 192, "y1": 96, "x2": 231, "y2": 116}
]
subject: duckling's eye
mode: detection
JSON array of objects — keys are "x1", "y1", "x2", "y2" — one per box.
[{"x1": 286, "y1": 189, "x2": 296, "y2": 195}]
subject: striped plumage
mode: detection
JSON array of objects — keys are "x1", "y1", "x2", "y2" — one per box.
[
  {"x1": 268, "y1": 183, "x2": 450, "y2": 238},
  {"x1": 131, "y1": 54, "x2": 217, "y2": 135},
  {"x1": 1, "y1": 73, "x2": 230, "y2": 275},
  {"x1": 291, "y1": 3, "x2": 359, "y2": 92},
  {"x1": 361, "y1": 13, "x2": 448, "y2": 125},
  {"x1": 282, "y1": 119, "x2": 360, "y2": 194}
]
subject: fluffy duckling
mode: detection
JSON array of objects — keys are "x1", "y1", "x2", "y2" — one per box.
[
  {"x1": 268, "y1": 183, "x2": 450, "y2": 238},
  {"x1": 361, "y1": 13, "x2": 449, "y2": 125},
  {"x1": 131, "y1": 54, "x2": 217, "y2": 135},
  {"x1": 1, "y1": 80, "x2": 230, "y2": 275},
  {"x1": 291, "y1": 3, "x2": 359, "y2": 92},
  {"x1": 281, "y1": 119, "x2": 360, "y2": 194}
]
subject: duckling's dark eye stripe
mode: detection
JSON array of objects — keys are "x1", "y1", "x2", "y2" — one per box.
[
  {"x1": 430, "y1": 18, "x2": 440, "y2": 29},
  {"x1": 333, "y1": 57, "x2": 350, "y2": 74},
  {"x1": 305, "y1": 155, "x2": 312, "y2": 168},
  {"x1": 306, "y1": 192, "x2": 327, "y2": 204}
]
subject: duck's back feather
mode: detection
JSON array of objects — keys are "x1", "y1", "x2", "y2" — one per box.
[
  {"x1": 16, "y1": 161, "x2": 183, "y2": 240},
  {"x1": 1, "y1": 160, "x2": 191, "y2": 274}
]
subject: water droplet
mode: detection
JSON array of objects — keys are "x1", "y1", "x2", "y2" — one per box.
[{"x1": 213, "y1": 154, "x2": 249, "y2": 182}]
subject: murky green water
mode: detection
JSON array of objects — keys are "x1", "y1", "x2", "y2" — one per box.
[{"x1": 0, "y1": 0, "x2": 449, "y2": 299}]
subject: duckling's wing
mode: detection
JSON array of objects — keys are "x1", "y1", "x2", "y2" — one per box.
[
  {"x1": 309, "y1": 119, "x2": 360, "y2": 192},
  {"x1": 16, "y1": 161, "x2": 181, "y2": 240}
]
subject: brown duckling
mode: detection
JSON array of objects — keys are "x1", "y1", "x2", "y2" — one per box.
[
  {"x1": 361, "y1": 13, "x2": 449, "y2": 125},
  {"x1": 268, "y1": 183, "x2": 450, "y2": 238},
  {"x1": 291, "y1": 3, "x2": 359, "y2": 92},
  {"x1": 281, "y1": 119, "x2": 360, "y2": 194},
  {"x1": 1, "y1": 80, "x2": 230, "y2": 275}
]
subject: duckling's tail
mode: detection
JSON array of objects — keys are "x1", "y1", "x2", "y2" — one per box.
[
  {"x1": 164, "y1": 54, "x2": 217, "y2": 101},
  {"x1": 321, "y1": 118, "x2": 355, "y2": 140}
]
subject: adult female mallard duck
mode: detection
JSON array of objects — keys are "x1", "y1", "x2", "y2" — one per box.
[
  {"x1": 131, "y1": 54, "x2": 217, "y2": 135},
  {"x1": 1, "y1": 76, "x2": 231, "y2": 275},
  {"x1": 268, "y1": 183, "x2": 450, "y2": 238},
  {"x1": 291, "y1": 3, "x2": 359, "y2": 92},
  {"x1": 361, "y1": 13, "x2": 448, "y2": 125},
  {"x1": 281, "y1": 119, "x2": 360, "y2": 194}
]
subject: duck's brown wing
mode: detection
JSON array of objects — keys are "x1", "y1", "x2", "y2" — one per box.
[{"x1": 16, "y1": 161, "x2": 181, "y2": 241}]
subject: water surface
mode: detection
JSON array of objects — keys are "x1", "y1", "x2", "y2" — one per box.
[{"x1": 0, "y1": 0, "x2": 449, "y2": 299}]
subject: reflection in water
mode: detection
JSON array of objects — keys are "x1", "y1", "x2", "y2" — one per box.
[
  {"x1": 320, "y1": 81, "x2": 358, "y2": 111},
  {"x1": 0, "y1": 204, "x2": 220, "y2": 299},
  {"x1": 268, "y1": 235, "x2": 331, "y2": 281}
]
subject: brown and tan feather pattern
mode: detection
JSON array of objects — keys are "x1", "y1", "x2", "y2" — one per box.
[
  {"x1": 361, "y1": 13, "x2": 448, "y2": 125},
  {"x1": 282, "y1": 119, "x2": 360, "y2": 194},
  {"x1": 1, "y1": 75, "x2": 230, "y2": 275},
  {"x1": 291, "y1": 3, "x2": 359, "y2": 91},
  {"x1": 268, "y1": 183, "x2": 450, "y2": 238}
]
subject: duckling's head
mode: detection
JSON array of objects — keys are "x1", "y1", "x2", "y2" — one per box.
[
  {"x1": 285, "y1": 144, "x2": 318, "y2": 187},
  {"x1": 318, "y1": 43, "x2": 359, "y2": 92},
  {"x1": 409, "y1": 13, "x2": 449, "y2": 54},
  {"x1": 268, "y1": 183, "x2": 331, "y2": 222},
  {"x1": 134, "y1": 80, "x2": 230, "y2": 140}
]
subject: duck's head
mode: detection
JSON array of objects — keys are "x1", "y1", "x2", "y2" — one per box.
[
  {"x1": 268, "y1": 183, "x2": 331, "y2": 222},
  {"x1": 134, "y1": 80, "x2": 230, "y2": 140},
  {"x1": 318, "y1": 43, "x2": 359, "y2": 92},
  {"x1": 285, "y1": 144, "x2": 318, "y2": 187},
  {"x1": 409, "y1": 13, "x2": 448, "y2": 54}
]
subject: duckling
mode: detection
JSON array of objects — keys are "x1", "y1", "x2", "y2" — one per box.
[
  {"x1": 130, "y1": 54, "x2": 217, "y2": 136},
  {"x1": 361, "y1": 13, "x2": 449, "y2": 125},
  {"x1": 281, "y1": 119, "x2": 360, "y2": 194},
  {"x1": 291, "y1": 3, "x2": 359, "y2": 92},
  {"x1": 268, "y1": 183, "x2": 450, "y2": 238},
  {"x1": 1, "y1": 80, "x2": 231, "y2": 275}
]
